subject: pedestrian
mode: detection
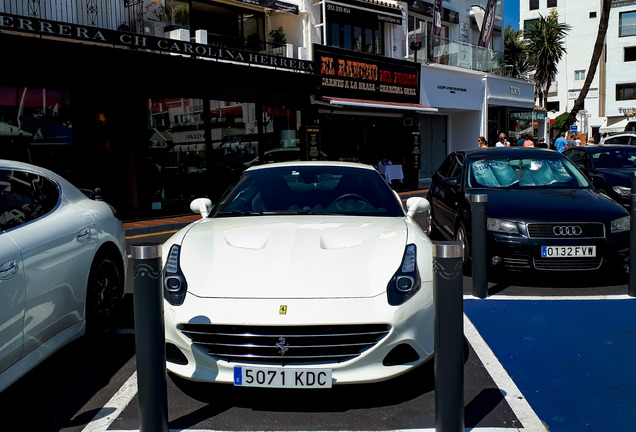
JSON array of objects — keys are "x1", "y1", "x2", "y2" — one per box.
[
  {"x1": 567, "y1": 134, "x2": 576, "y2": 149},
  {"x1": 588, "y1": 137, "x2": 595, "y2": 145},
  {"x1": 478, "y1": 136, "x2": 487, "y2": 148},
  {"x1": 497, "y1": 133, "x2": 509, "y2": 147},
  {"x1": 575, "y1": 135, "x2": 581, "y2": 146},
  {"x1": 554, "y1": 132, "x2": 568, "y2": 153},
  {"x1": 537, "y1": 137, "x2": 548, "y2": 148},
  {"x1": 515, "y1": 135, "x2": 526, "y2": 147},
  {"x1": 523, "y1": 134, "x2": 534, "y2": 147}
]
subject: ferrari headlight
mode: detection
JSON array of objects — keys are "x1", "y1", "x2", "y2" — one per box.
[
  {"x1": 387, "y1": 244, "x2": 421, "y2": 306},
  {"x1": 487, "y1": 218, "x2": 519, "y2": 234},
  {"x1": 612, "y1": 185, "x2": 631, "y2": 198},
  {"x1": 164, "y1": 244, "x2": 188, "y2": 306},
  {"x1": 611, "y1": 216, "x2": 630, "y2": 233}
]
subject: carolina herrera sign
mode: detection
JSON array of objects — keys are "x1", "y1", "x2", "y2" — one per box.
[{"x1": 0, "y1": 13, "x2": 314, "y2": 73}]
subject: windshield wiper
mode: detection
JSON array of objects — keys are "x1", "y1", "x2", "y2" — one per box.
[{"x1": 216, "y1": 211, "x2": 261, "y2": 217}]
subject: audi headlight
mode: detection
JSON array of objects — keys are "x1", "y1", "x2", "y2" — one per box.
[
  {"x1": 387, "y1": 244, "x2": 421, "y2": 306},
  {"x1": 611, "y1": 216, "x2": 630, "y2": 233},
  {"x1": 612, "y1": 185, "x2": 631, "y2": 198},
  {"x1": 164, "y1": 244, "x2": 188, "y2": 306},
  {"x1": 487, "y1": 218, "x2": 520, "y2": 234}
]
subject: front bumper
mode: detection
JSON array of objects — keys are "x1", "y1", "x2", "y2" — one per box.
[
  {"x1": 163, "y1": 283, "x2": 434, "y2": 386},
  {"x1": 485, "y1": 230, "x2": 629, "y2": 272}
]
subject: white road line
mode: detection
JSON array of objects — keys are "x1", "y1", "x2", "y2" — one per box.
[
  {"x1": 463, "y1": 315, "x2": 547, "y2": 432},
  {"x1": 81, "y1": 371, "x2": 139, "y2": 432}
]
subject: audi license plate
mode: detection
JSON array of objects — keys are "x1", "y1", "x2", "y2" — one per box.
[
  {"x1": 234, "y1": 366, "x2": 332, "y2": 388},
  {"x1": 541, "y1": 245, "x2": 596, "y2": 258}
]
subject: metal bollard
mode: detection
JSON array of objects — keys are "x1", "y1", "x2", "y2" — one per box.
[
  {"x1": 433, "y1": 241, "x2": 465, "y2": 432},
  {"x1": 132, "y1": 243, "x2": 169, "y2": 432},
  {"x1": 630, "y1": 173, "x2": 636, "y2": 297},
  {"x1": 471, "y1": 194, "x2": 488, "y2": 299}
]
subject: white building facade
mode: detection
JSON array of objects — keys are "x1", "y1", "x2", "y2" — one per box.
[{"x1": 520, "y1": 0, "x2": 636, "y2": 141}]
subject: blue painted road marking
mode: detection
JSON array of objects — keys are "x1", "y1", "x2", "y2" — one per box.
[{"x1": 465, "y1": 298, "x2": 636, "y2": 432}]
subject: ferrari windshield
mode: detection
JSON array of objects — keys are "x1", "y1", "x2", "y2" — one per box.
[
  {"x1": 214, "y1": 165, "x2": 405, "y2": 217},
  {"x1": 468, "y1": 157, "x2": 590, "y2": 189}
]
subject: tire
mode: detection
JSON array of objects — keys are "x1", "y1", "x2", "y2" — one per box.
[
  {"x1": 455, "y1": 223, "x2": 471, "y2": 269},
  {"x1": 86, "y1": 254, "x2": 124, "y2": 333}
]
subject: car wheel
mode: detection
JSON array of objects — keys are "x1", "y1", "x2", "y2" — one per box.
[
  {"x1": 86, "y1": 254, "x2": 123, "y2": 333},
  {"x1": 455, "y1": 223, "x2": 471, "y2": 268}
]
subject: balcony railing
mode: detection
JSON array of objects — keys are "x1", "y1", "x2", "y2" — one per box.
[
  {"x1": 408, "y1": 33, "x2": 504, "y2": 75},
  {"x1": 0, "y1": 0, "x2": 295, "y2": 58}
]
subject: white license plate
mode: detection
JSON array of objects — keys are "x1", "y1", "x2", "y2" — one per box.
[
  {"x1": 541, "y1": 245, "x2": 596, "y2": 258},
  {"x1": 233, "y1": 366, "x2": 332, "y2": 388}
]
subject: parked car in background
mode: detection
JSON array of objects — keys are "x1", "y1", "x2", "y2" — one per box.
[
  {"x1": 426, "y1": 148, "x2": 630, "y2": 274},
  {"x1": 563, "y1": 145, "x2": 636, "y2": 209},
  {"x1": 0, "y1": 160, "x2": 127, "y2": 392},
  {"x1": 600, "y1": 133, "x2": 636, "y2": 146},
  {"x1": 162, "y1": 161, "x2": 434, "y2": 389}
]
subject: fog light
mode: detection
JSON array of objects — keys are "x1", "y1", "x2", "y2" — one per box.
[{"x1": 491, "y1": 256, "x2": 502, "y2": 265}]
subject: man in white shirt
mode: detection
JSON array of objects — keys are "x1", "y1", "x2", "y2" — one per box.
[{"x1": 496, "y1": 133, "x2": 509, "y2": 147}]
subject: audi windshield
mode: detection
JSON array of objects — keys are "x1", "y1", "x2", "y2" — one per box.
[{"x1": 468, "y1": 157, "x2": 590, "y2": 189}]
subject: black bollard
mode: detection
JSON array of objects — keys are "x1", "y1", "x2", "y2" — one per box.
[
  {"x1": 132, "y1": 243, "x2": 169, "y2": 432},
  {"x1": 471, "y1": 194, "x2": 488, "y2": 299},
  {"x1": 630, "y1": 173, "x2": 636, "y2": 297},
  {"x1": 433, "y1": 241, "x2": 465, "y2": 432}
]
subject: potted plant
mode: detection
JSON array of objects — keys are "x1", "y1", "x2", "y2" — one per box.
[
  {"x1": 154, "y1": 2, "x2": 186, "y2": 31},
  {"x1": 268, "y1": 27, "x2": 287, "y2": 48}
]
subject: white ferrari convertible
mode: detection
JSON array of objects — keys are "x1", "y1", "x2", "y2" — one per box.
[{"x1": 162, "y1": 161, "x2": 434, "y2": 388}]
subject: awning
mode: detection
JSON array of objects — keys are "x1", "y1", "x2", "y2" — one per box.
[
  {"x1": 233, "y1": 0, "x2": 299, "y2": 15},
  {"x1": 320, "y1": 96, "x2": 438, "y2": 113},
  {"x1": 600, "y1": 117, "x2": 631, "y2": 134}
]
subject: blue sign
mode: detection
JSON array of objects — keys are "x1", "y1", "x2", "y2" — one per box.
[{"x1": 570, "y1": 125, "x2": 578, "y2": 133}]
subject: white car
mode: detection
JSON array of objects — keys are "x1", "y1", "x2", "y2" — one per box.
[
  {"x1": 0, "y1": 160, "x2": 127, "y2": 392},
  {"x1": 600, "y1": 133, "x2": 636, "y2": 146},
  {"x1": 162, "y1": 161, "x2": 434, "y2": 389}
]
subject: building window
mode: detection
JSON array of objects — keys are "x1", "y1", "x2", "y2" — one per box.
[
  {"x1": 620, "y1": 11, "x2": 636, "y2": 37},
  {"x1": 626, "y1": 47, "x2": 636, "y2": 62},
  {"x1": 529, "y1": 0, "x2": 539, "y2": 11},
  {"x1": 590, "y1": 12, "x2": 597, "y2": 18},
  {"x1": 327, "y1": 20, "x2": 384, "y2": 55},
  {"x1": 524, "y1": 19, "x2": 539, "y2": 36},
  {"x1": 547, "y1": 0, "x2": 557, "y2": 7},
  {"x1": 575, "y1": 70, "x2": 586, "y2": 81},
  {"x1": 546, "y1": 101, "x2": 560, "y2": 112},
  {"x1": 617, "y1": 83, "x2": 636, "y2": 101}
]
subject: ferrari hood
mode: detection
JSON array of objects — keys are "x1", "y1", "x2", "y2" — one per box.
[{"x1": 177, "y1": 216, "x2": 409, "y2": 299}]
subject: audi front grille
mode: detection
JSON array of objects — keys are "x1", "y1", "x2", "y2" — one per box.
[
  {"x1": 527, "y1": 223, "x2": 605, "y2": 239},
  {"x1": 178, "y1": 323, "x2": 391, "y2": 365}
]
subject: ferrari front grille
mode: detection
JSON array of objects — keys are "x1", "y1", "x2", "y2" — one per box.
[{"x1": 178, "y1": 323, "x2": 391, "y2": 365}]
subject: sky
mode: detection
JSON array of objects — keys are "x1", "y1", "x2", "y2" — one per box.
[{"x1": 503, "y1": 0, "x2": 520, "y2": 30}]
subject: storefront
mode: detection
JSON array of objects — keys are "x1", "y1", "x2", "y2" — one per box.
[
  {"x1": 0, "y1": 12, "x2": 316, "y2": 219},
  {"x1": 312, "y1": 45, "x2": 436, "y2": 189},
  {"x1": 484, "y1": 75, "x2": 536, "y2": 146}
]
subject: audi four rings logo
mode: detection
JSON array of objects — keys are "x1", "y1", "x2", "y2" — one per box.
[{"x1": 553, "y1": 226, "x2": 583, "y2": 236}]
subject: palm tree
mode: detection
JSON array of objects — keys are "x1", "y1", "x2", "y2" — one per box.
[
  {"x1": 503, "y1": 25, "x2": 530, "y2": 79},
  {"x1": 559, "y1": 0, "x2": 612, "y2": 135},
  {"x1": 525, "y1": 10, "x2": 570, "y2": 108}
]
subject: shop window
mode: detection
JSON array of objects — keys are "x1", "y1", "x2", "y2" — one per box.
[
  {"x1": 617, "y1": 83, "x2": 636, "y2": 101},
  {"x1": 260, "y1": 104, "x2": 301, "y2": 162},
  {"x1": 0, "y1": 86, "x2": 73, "y2": 175},
  {"x1": 620, "y1": 11, "x2": 636, "y2": 37},
  {"x1": 529, "y1": 0, "x2": 539, "y2": 11},
  {"x1": 626, "y1": 47, "x2": 636, "y2": 62}
]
